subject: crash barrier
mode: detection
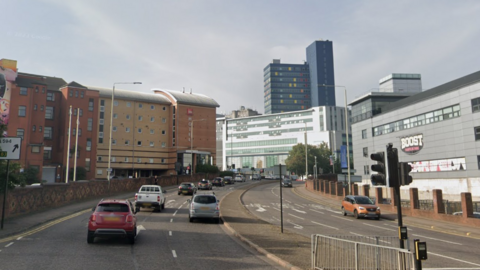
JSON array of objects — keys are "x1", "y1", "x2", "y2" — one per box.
[{"x1": 312, "y1": 234, "x2": 415, "y2": 270}]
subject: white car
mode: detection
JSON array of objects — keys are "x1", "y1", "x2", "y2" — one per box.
[
  {"x1": 234, "y1": 175, "x2": 245, "y2": 182},
  {"x1": 188, "y1": 193, "x2": 220, "y2": 222}
]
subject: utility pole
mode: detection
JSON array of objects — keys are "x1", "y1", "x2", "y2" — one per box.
[{"x1": 304, "y1": 123, "x2": 308, "y2": 179}]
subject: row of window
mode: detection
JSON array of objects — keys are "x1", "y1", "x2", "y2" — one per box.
[
  {"x1": 110, "y1": 127, "x2": 167, "y2": 134},
  {"x1": 97, "y1": 157, "x2": 166, "y2": 163},
  {"x1": 226, "y1": 146, "x2": 293, "y2": 155},
  {"x1": 19, "y1": 86, "x2": 46, "y2": 95},
  {"x1": 226, "y1": 138, "x2": 297, "y2": 148},
  {"x1": 228, "y1": 111, "x2": 313, "y2": 125},
  {"x1": 227, "y1": 119, "x2": 313, "y2": 131},
  {"x1": 112, "y1": 101, "x2": 167, "y2": 111},
  {"x1": 226, "y1": 127, "x2": 313, "y2": 139},
  {"x1": 109, "y1": 139, "x2": 166, "y2": 147}
]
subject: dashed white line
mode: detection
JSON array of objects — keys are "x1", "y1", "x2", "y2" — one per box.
[
  {"x1": 272, "y1": 207, "x2": 281, "y2": 211},
  {"x1": 311, "y1": 221, "x2": 339, "y2": 230},
  {"x1": 5, "y1": 242, "x2": 14, "y2": 248},
  {"x1": 16, "y1": 237, "x2": 22, "y2": 240},
  {"x1": 309, "y1": 209, "x2": 325, "y2": 214},
  {"x1": 170, "y1": 219, "x2": 173, "y2": 223},
  {"x1": 172, "y1": 250, "x2": 177, "y2": 258},
  {"x1": 173, "y1": 210, "x2": 178, "y2": 216},
  {"x1": 169, "y1": 231, "x2": 172, "y2": 236},
  {"x1": 288, "y1": 213, "x2": 305, "y2": 220},
  {"x1": 330, "y1": 215, "x2": 353, "y2": 222},
  {"x1": 294, "y1": 203, "x2": 305, "y2": 208},
  {"x1": 412, "y1": 234, "x2": 462, "y2": 245},
  {"x1": 428, "y1": 252, "x2": 480, "y2": 266}
]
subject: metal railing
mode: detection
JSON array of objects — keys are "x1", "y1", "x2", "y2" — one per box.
[{"x1": 312, "y1": 234, "x2": 415, "y2": 270}]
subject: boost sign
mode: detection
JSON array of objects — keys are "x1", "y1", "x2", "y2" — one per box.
[{"x1": 401, "y1": 134, "x2": 423, "y2": 154}]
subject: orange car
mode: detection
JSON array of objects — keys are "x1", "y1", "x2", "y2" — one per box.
[{"x1": 341, "y1": 195, "x2": 381, "y2": 220}]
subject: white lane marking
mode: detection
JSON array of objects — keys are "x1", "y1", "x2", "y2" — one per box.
[
  {"x1": 291, "y1": 208, "x2": 306, "y2": 214},
  {"x1": 16, "y1": 237, "x2": 22, "y2": 240},
  {"x1": 412, "y1": 234, "x2": 462, "y2": 245},
  {"x1": 294, "y1": 204, "x2": 305, "y2": 208},
  {"x1": 172, "y1": 250, "x2": 177, "y2": 258},
  {"x1": 428, "y1": 252, "x2": 480, "y2": 267},
  {"x1": 5, "y1": 242, "x2": 14, "y2": 248},
  {"x1": 309, "y1": 209, "x2": 325, "y2": 214},
  {"x1": 311, "y1": 221, "x2": 339, "y2": 230},
  {"x1": 285, "y1": 200, "x2": 292, "y2": 203},
  {"x1": 288, "y1": 213, "x2": 305, "y2": 220},
  {"x1": 327, "y1": 209, "x2": 342, "y2": 214},
  {"x1": 169, "y1": 231, "x2": 172, "y2": 236},
  {"x1": 272, "y1": 216, "x2": 280, "y2": 222},
  {"x1": 286, "y1": 221, "x2": 303, "y2": 230},
  {"x1": 166, "y1": 200, "x2": 176, "y2": 205},
  {"x1": 349, "y1": 232, "x2": 393, "y2": 244},
  {"x1": 173, "y1": 210, "x2": 178, "y2": 216},
  {"x1": 272, "y1": 207, "x2": 281, "y2": 211},
  {"x1": 256, "y1": 207, "x2": 267, "y2": 212},
  {"x1": 362, "y1": 223, "x2": 396, "y2": 231},
  {"x1": 137, "y1": 225, "x2": 146, "y2": 233},
  {"x1": 330, "y1": 215, "x2": 353, "y2": 222},
  {"x1": 170, "y1": 219, "x2": 173, "y2": 223}
]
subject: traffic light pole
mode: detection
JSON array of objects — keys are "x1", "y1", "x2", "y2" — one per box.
[{"x1": 394, "y1": 182, "x2": 405, "y2": 249}]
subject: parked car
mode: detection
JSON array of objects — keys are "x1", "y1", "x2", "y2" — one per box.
[
  {"x1": 87, "y1": 199, "x2": 137, "y2": 244},
  {"x1": 223, "y1": 176, "x2": 234, "y2": 185},
  {"x1": 341, "y1": 195, "x2": 381, "y2": 220},
  {"x1": 452, "y1": 211, "x2": 480, "y2": 218},
  {"x1": 252, "y1": 174, "x2": 261, "y2": 181},
  {"x1": 281, "y1": 179, "x2": 292, "y2": 187},
  {"x1": 178, "y1": 182, "x2": 197, "y2": 195},
  {"x1": 134, "y1": 185, "x2": 167, "y2": 212},
  {"x1": 212, "y1": 177, "x2": 225, "y2": 187},
  {"x1": 188, "y1": 193, "x2": 220, "y2": 222},
  {"x1": 198, "y1": 179, "x2": 213, "y2": 190},
  {"x1": 234, "y1": 175, "x2": 245, "y2": 182}
]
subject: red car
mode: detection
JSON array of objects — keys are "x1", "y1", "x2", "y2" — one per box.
[{"x1": 87, "y1": 199, "x2": 137, "y2": 244}]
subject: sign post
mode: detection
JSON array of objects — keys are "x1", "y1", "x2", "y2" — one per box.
[{"x1": 1, "y1": 137, "x2": 22, "y2": 229}]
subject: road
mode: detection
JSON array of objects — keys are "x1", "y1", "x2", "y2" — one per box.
[
  {"x1": 0, "y1": 181, "x2": 282, "y2": 270},
  {"x1": 242, "y1": 181, "x2": 480, "y2": 270}
]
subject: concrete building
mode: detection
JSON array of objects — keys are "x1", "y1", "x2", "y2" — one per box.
[
  {"x1": 264, "y1": 40, "x2": 336, "y2": 114},
  {"x1": 225, "y1": 106, "x2": 261, "y2": 119},
  {"x1": 350, "y1": 70, "x2": 480, "y2": 200},
  {"x1": 216, "y1": 105, "x2": 351, "y2": 171}
]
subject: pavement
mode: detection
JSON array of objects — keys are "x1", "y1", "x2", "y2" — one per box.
[{"x1": 2, "y1": 181, "x2": 480, "y2": 270}]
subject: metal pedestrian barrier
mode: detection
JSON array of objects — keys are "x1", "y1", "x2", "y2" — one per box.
[{"x1": 312, "y1": 234, "x2": 415, "y2": 270}]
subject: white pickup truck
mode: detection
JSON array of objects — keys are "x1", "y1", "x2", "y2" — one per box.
[{"x1": 134, "y1": 185, "x2": 167, "y2": 212}]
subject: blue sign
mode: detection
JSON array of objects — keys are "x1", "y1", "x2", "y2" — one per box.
[{"x1": 340, "y1": 145, "x2": 347, "y2": 169}]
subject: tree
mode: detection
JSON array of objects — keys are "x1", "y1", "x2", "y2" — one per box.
[
  {"x1": 0, "y1": 162, "x2": 25, "y2": 192},
  {"x1": 286, "y1": 142, "x2": 338, "y2": 177},
  {"x1": 23, "y1": 167, "x2": 40, "y2": 185},
  {"x1": 68, "y1": 167, "x2": 87, "y2": 181}
]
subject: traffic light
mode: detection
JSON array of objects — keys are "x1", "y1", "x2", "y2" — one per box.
[
  {"x1": 387, "y1": 146, "x2": 399, "y2": 187},
  {"x1": 370, "y1": 151, "x2": 387, "y2": 186},
  {"x1": 400, "y1": 162, "x2": 413, "y2": 186}
]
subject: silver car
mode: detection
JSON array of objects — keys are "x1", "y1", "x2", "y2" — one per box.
[{"x1": 188, "y1": 193, "x2": 220, "y2": 222}]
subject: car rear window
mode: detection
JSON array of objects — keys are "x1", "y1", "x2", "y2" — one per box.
[
  {"x1": 193, "y1": 196, "x2": 217, "y2": 204},
  {"x1": 201, "y1": 180, "x2": 208, "y2": 183},
  {"x1": 180, "y1": 184, "x2": 191, "y2": 188},
  {"x1": 97, "y1": 203, "x2": 130, "y2": 212},
  {"x1": 355, "y1": 197, "x2": 374, "y2": 204},
  {"x1": 141, "y1": 186, "x2": 160, "y2": 192}
]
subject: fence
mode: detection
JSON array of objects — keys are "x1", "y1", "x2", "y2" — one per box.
[{"x1": 312, "y1": 234, "x2": 415, "y2": 270}]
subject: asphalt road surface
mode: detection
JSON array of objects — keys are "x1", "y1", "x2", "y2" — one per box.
[
  {"x1": 0, "y1": 182, "x2": 283, "y2": 270},
  {"x1": 242, "y1": 181, "x2": 480, "y2": 270}
]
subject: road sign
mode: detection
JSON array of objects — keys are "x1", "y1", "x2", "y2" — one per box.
[
  {"x1": 0, "y1": 137, "x2": 21, "y2": 160},
  {"x1": 342, "y1": 169, "x2": 356, "y2": 174}
]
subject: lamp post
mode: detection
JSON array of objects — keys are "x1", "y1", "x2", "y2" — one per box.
[
  {"x1": 304, "y1": 122, "x2": 308, "y2": 179},
  {"x1": 322, "y1": 85, "x2": 350, "y2": 194},
  {"x1": 190, "y1": 118, "x2": 206, "y2": 179},
  {"x1": 108, "y1": 82, "x2": 142, "y2": 190}
]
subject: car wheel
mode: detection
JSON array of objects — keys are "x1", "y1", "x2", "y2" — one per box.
[
  {"x1": 342, "y1": 207, "x2": 347, "y2": 216},
  {"x1": 135, "y1": 207, "x2": 140, "y2": 213},
  {"x1": 156, "y1": 206, "x2": 161, "y2": 212},
  {"x1": 128, "y1": 234, "x2": 135, "y2": 245},
  {"x1": 87, "y1": 231, "x2": 94, "y2": 244},
  {"x1": 161, "y1": 202, "x2": 165, "y2": 210},
  {"x1": 354, "y1": 210, "x2": 359, "y2": 219},
  {"x1": 189, "y1": 216, "x2": 193, "y2": 223},
  {"x1": 375, "y1": 215, "x2": 380, "y2": 220},
  {"x1": 178, "y1": 193, "x2": 181, "y2": 195}
]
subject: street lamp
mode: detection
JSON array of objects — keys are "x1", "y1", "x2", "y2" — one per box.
[
  {"x1": 190, "y1": 118, "x2": 206, "y2": 179},
  {"x1": 322, "y1": 85, "x2": 351, "y2": 194},
  {"x1": 108, "y1": 82, "x2": 142, "y2": 189}
]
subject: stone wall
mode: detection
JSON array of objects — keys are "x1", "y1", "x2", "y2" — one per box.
[{"x1": 1, "y1": 173, "x2": 212, "y2": 219}]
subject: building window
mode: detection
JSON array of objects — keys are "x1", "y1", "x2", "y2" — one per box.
[
  {"x1": 99, "y1": 138, "x2": 103, "y2": 144},
  {"x1": 138, "y1": 128, "x2": 142, "y2": 133},
  {"x1": 75, "y1": 90, "x2": 78, "y2": 97},
  {"x1": 44, "y1": 127, "x2": 53, "y2": 139},
  {"x1": 100, "y1": 99, "x2": 105, "y2": 106},
  {"x1": 126, "y1": 114, "x2": 131, "y2": 120},
  {"x1": 72, "y1": 128, "x2": 76, "y2": 136},
  {"x1": 150, "y1": 105, "x2": 155, "y2": 110},
  {"x1": 32, "y1": 125, "x2": 36, "y2": 132},
  {"x1": 88, "y1": 118, "x2": 93, "y2": 131},
  {"x1": 89, "y1": 99, "x2": 94, "y2": 111},
  {"x1": 150, "y1": 141, "x2": 154, "y2": 147},
  {"x1": 111, "y1": 157, "x2": 116, "y2": 162},
  {"x1": 39, "y1": 126, "x2": 43, "y2": 132},
  {"x1": 124, "y1": 157, "x2": 129, "y2": 162},
  {"x1": 162, "y1": 118, "x2": 166, "y2": 123},
  {"x1": 138, "y1": 116, "x2": 143, "y2": 121},
  {"x1": 31, "y1": 146, "x2": 41, "y2": 153},
  {"x1": 362, "y1": 129, "x2": 367, "y2": 139},
  {"x1": 126, "y1": 127, "x2": 130, "y2": 132},
  {"x1": 475, "y1": 126, "x2": 480, "y2": 141},
  {"x1": 43, "y1": 149, "x2": 52, "y2": 160},
  {"x1": 151, "y1": 117, "x2": 155, "y2": 122},
  {"x1": 163, "y1": 106, "x2": 166, "y2": 111},
  {"x1": 162, "y1": 130, "x2": 166, "y2": 135},
  {"x1": 364, "y1": 165, "x2": 370, "y2": 175},
  {"x1": 97, "y1": 156, "x2": 103, "y2": 161},
  {"x1": 34, "y1": 104, "x2": 37, "y2": 111},
  {"x1": 125, "y1": 140, "x2": 130, "y2": 145},
  {"x1": 150, "y1": 129, "x2": 154, "y2": 134},
  {"x1": 113, "y1": 126, "x2": 117, "y2": 132},
  {"x1": 40, "y1": 105, "x2": 44, "y2": 111},
  {"x1": 149, "y1": 158, "x2": 154, "y2": 163},
  {"x1": 161, "y1": 142, "x2": 166, "y2": 148},
  {"x1": 20, "y1": 87, "x2": 28, "y2": 95},
  {"x1": 127, "y1": 102, "x2": 131, "y2": 107},
  {"x1": 113, "y1": 113, "x2": 117, "y2": 119},
  {"x1": 47, "y1": 92, "x2": 55, "y2": 101},
  {"x1": 161, "y1": 158, "x2": 165, "y2": 163},
  {"x1": 137, "y1": 158, "x2": 142, "y2": 163},
  {"x1": 16, "y1": 129, "x2": 24, "y2": 139},
  {"x1": 137, "y1": 141, "x2": 142, "y2": 146},
  {"x1": 472, "y1": 98, "x2": 480, "y2": 113},
  {"x1": 78, "y1": 128, "x2": 82, "y2": 136},
  {"x1": 79, "y1": 109, "x2": 83, "y2": 116},
  {"x1": 80, "y1": 91, "x2": 84, "y2": 98},
  {"x1": 42, "y1": 87, "x2": 45, "y2": 94},
  {"x1": 45, "y1": 106, "x2": 54, "y2": 119},
  {"x1": 97, "y1": 169, "x2": 102, "y2": 175},
  {"x1": 112, "y1": 139, "x2": 116, "y2": 145},
  {"x1": 86, "y1": 139, "x2": 92, "y2": 151},
  {"x1": 35, "y1": 87, "x2": 39, "y2": 93},
  {"x1": 18, "y1": 106, "x2": 26, "y2": 117},
  {"x1": 85, "y1": 158, "x2": 91, "y2": 172},
  {"x1": 363, "y1": 147, "x2": 368, "y2": 157},
  {"x1": 69, "y1": 91, "x2": 73, "y2": 97},
  {"x1": 138, "y1": 103, "x2": 143, "y2": 108}
]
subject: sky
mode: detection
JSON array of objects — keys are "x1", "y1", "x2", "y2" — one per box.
[{"x1": 3, "y1": 0, "x2": 480, "y2": 114}]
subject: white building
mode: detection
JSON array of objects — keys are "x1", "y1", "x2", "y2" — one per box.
[{"x1": 216, "y1": 106, "x2": 351, "y2": 170}]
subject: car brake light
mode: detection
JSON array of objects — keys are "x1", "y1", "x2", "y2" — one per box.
[
  {"x1": 126, "y1": 215, "x2": 134, "y2": 222},
  {"x1": 135, "y1": 194, "x2": 138, "y2": 201},
  {"x1": 215, "y1": 204, "x2": 219, "y2": 211},
  {"x1": 90, "y1": 215, "x2": 96, "y2": 222},
  {"x1": 188, "y1": 187, "x2": 192, "y2": 189},
  {"x1": 178, "y1": 186, "x2": 182, "y2": 189},
  {"x1": 157, "y1": 196, "x2": 160, "y2": 202}
]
